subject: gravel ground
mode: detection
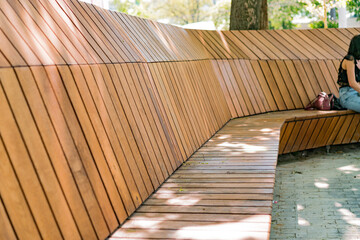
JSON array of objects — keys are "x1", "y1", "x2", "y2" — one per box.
[{"x1": 270, "y1": 143, "x2": 360, "y2": 240}]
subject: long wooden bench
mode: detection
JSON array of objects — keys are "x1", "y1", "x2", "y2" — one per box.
[
  {"x1": 0, "y1": 0, "x2": 359, "y2": 239},
  {"x1": 109, "y1": 109, "x2": 359, "y2": 239}
]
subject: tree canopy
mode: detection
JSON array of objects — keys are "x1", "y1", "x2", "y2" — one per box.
[
  {"x1": 347, "y1": 0, "x2": 360, "y2": 20},
  {"x1": 110, "y1": 0, "x2": 359, "y2": 30}
]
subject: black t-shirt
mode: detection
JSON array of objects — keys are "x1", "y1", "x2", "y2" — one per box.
[{"x1": 337, "y1": 54, "x2": 360, "y2": 87}]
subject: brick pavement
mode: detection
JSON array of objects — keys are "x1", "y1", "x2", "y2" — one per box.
[{"x1": 270, "y1": 144, "x2": 360, "y2": 240}]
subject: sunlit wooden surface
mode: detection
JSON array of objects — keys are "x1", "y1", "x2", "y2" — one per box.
[{"x1": 110, "y1": 110, "x2": 359, "y2": 239}]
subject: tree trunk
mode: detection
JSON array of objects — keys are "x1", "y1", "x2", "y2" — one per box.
[{"x1": 230, "y1": 0, "x2": 268, "y2": 30}]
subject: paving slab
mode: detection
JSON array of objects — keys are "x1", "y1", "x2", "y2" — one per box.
[{"x1": 271, "y1": 143, "x2": 360, "y2": 240}]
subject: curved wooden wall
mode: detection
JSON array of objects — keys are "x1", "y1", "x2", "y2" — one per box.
[{"x1": 0, "y1": 0, "x2": 359, "y2": 239}]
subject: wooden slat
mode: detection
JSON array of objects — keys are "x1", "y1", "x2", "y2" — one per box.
[
  {"x1": 30, "y1": 66, "x2": 111, "y2": 238},
  {"x1": 0, "y1": 133, "x2": 40, "y2": 240},
  {"x1": 0, "y1": 194, "x2": 17, "y2": 240},
  {"x1": 112, "y1": 228, "x2": 269, "y2": 240},
  {"x1": 15, "y1": 67, "x2": 98, "y2": 239},
  {"x1": 0, "y1": 69, "x2": 63, "y2": 240}
]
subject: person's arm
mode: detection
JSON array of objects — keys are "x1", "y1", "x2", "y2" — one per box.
[{"x1": 345, "y1": 59, "x2": 360, "y2": 93}]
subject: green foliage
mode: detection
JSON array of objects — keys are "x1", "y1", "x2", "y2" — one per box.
[
  {"x1": 347, "y1": 0, "x2": 360, "y2": 20},
  {"x1": 110, "y1": 0, "x2": 357, "y2": 30},
  {"x1": 111, "y1": 0, "x2": 214, "y2": 25},
  {"x1": 110, "y1": 0, "x2": 150, "y2": 18},
  {"x1": 151, "y1": 0, "x2": 213, "y2": 25},
  {"x1": 268, "y1": 0, "x2": 304, "y2": 29},
  {"x1": 211, "y1": 0, "x2": 231, "y2": 30},
  {"x1": 309, "y1": 20, "x2": 339, "y2": 28}
]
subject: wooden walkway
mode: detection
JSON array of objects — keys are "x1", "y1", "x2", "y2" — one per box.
[{"x1": 110, "y1": 110, "x2": 359, "y2": 240}]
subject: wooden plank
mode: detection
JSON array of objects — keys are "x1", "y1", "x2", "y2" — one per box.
[
  {"x1": 127, "y1": 63, "x2": 175, "y2": 173},
  {"x1": 2, "y1": 67, "x2": 82, "y2": 239},
  {"x1": 313, "y1": 117, "x2": 333, "y2": 148},
  {"x1": 155, "y1": 190, "x2": 274, "y2": 196},
  {"x1": 53, "y1": 0, "x2": 114, "y2": 62},
  {"x1": 0, "y1": 70, "x2": 62, "y2": 240},
  {"x1": 172, "y1": 173, "x2": 275, "y2": 178},
  {"x1": 0, "y1": 135, "x2": 40, "y2": 240},
  {"x1": 333, "y1": 115, "x2": 354, "y2": 145},
  {"x1": 122, "y1": 219, "x2": 270, "y2": 231},
  {"x1": 149, "y1": 63, "x2": 188, "y2": 159},
  {"x1": 297, "y1": 119, "x2": 319, "y2": 151},
  {"x1": 223, "y1": 31, "x2": 258, "y2": 59},
  {"x1": 350, "y1": 114, "x2": 360, "y2": 143},
  {"x1": 250, "y1": 61, "x2": 278, "y2": 111},
  {"x1": 326, "y1": 115, "x2": 347, "y2": 145},
  {"x1": 0, "y1": 195, "x2": 17, "y2": 240},
  {"x1": 305, "y1": 118, "x2": 326, "y2": 149},
  {"x1": 44, "y1": 65, "x2": 114, "y2": 238},
  {"x1": 258, "y1": 61, "x2": 286, "y2": 110},
  {"x1": 309, "y1": 60, "x2": 331, "y2": 93},
  {"x1": 276, "y1": 60, "x2": 303, "y2": 108},
  {"x1": 82, "y1": 64, "x2": 145, "y2": 205},
  {"x1": 138, "y1": 63, "x2": 182, "y2": 166},
  {"x1": 34, "y1": 0, "x2": 102, "y2": 63},
  {"x1": 161, "y1": 182, "x2": 274, "y2": 188},
  {"x1": 211, "y1": 60, "x2": 238, "y2": 117},
  {"x1": 240, "y1": 31, "x2": 279, "y2": 59},
  {"x1": 282, "y1": 121, "x2": 303, "y2": 154},
  {"x1": 1, "y1": 0, "x2": 61, "y2": 65},
  {"x1": 266, "y1": 30, "x2": 307, "y2": 59},
  {"x1": 131, "y1": 212, "x2": 271, "y2": 222},
  {"x1": 268, "y1": 60, "x2": 295, "y2": 109},
  {"x1": 29, "y1": 66, "x2": 111, "y2": 238},
  {"x1": 258, "y1": 30, "x2": 297, "y2": 59},
  {"x1": 99, "y1": 64, "x2": 155, "y2": 195},
  {"x1": 290, "y1": 30, "x2": 330, "y2": 59},
  {"x1": 163, "y1": 63, "x2": 198, "y2": 153},
  {"x1": 137, "y1": 206, "x2": 272, "y2": 215},
  {"x1": 167, "y1": 177, "x2": 275, "y2": 183},
  {"x1": 240, "y1": 60, "x2": 267, "y2": 112},
  {"x1": 232, "y1": 31, "x2": 269, "y2": 59},
  {"x1": 342, "y1": 114, "x2": 360, "y2": 144},
  {"x1": 228, "y1": 60, "x2": 256, "y2": 114},
  {"x1": 158, "y1": 62, "x2": 197, "y2": 155},
  {"x1": 7, "y1": 0, "x2": 80, "y2": 64},
  {"x1": 202, "y1": 31, "x2": 232, "y2": 59},
  {"x1": 279, "y1": 122, "x2": 295, "y2": 154},
  {"x1": 107, "y1": 64, "x2": 161, "y2": 188},
  {"x1": 64, "y1": 0, "x2": 121, "y2": 62},
  {"x1": 217, "y1": 60, "x2": 244, "y2": 116},
  {"x1": 301, "y1": 61, "x2": 321, "y2": 97},
  {"x1": 0, "y1": 30, "x2": 27, "y2": 66},
  {"x1": 112, "y1": 228, "x2": 269, "y2": 240},
  {"x1": 16, "y1": 67, "x2": 98, "y2": 239},
  {"x1": 301, "y1": 30, "x2": 342, "y2": 59},
  {"x1": 65, "y1": 64, "x2": 134, "y2": 220},
  {"x1": 310, "y1": 29, "x2": 346, "y2": 56},
  {"x1": 145, "y1": 199, "x2": 272, "y2": 207},
  {"x1": 319, "y1": 116, "x2": 341, "y2": 146}
]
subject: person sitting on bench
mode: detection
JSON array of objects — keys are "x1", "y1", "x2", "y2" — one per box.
[{"x1": 338, "y1": 35, "x2": 360, "y2": 113}]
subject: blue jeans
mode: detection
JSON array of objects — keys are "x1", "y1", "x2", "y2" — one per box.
[{"x1": 339, "y1": 86, "x2": 360, "y2": 112}]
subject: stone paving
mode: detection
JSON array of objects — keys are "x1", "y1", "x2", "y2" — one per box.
[{"x1": 270, "y1": 143, "x2": 360, "y2": 240}]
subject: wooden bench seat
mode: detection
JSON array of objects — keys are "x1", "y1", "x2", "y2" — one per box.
[
  {"x1": 109, "y1": 110, "x2": 359, "y2": 240},
  {"x1": 1, "y1": 0, "x2": 360, "y2": 239}
]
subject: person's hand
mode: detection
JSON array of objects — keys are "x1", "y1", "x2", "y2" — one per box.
[{"x1": 356, "y1": 60, "x2": 360, "y2": 69}]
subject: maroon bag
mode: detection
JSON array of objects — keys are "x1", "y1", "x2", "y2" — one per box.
[{"x1": 305, "y1": 92, "x2": 334, "y2": 110}]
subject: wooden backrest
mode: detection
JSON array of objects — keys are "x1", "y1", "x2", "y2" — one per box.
[{"x1": 1, "y1": 0, "x2": 359, "y2": 239}]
